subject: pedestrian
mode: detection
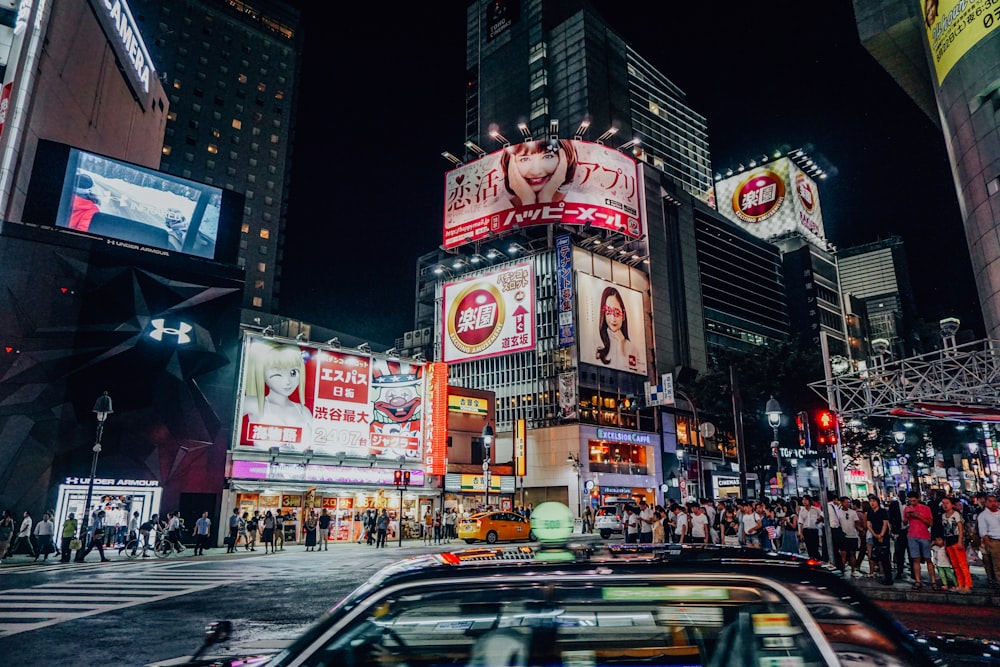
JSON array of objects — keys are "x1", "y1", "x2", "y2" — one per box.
[
  {"x1": 422, "y1": 508, "x2": 433, "y2": 545},
  {"x1": 166, "y1": 511, "x2": 185, "y2": 553},
  {"x1": 238, "y1": 512, "x2": 250, "y2": 551},
  {"x1": 33, "y1": 512, "x2": 55, "y2": 561},
  {"x1": 261, "y1": 511, "x2": 275, "y2": 554},
  {"x1": 672, "y1": 505, "x2": 689, "y2": 544},
  {"x1": 375, "y1": 509, "x2": 390, "y2": 548},
  {"x1": 304, "y1": 511, "x2": 318, "y2": 551},
  {"x1": 582, "y1": 506, "x2": 593, "y2": 534},
  {"x1": 193, "y1": 511, "x2": 211, "y2": 556},
  {"x1": 317, "y1": 509, "x2": 331, "y2": 551},
  {"x1": 227, "y1": 508, "x2": 240, "y2": 553},
  {"x1": 444, "y1": 508, "x2": 456, "y2": 542},
  {"x1": 60, "y1": 513, "x2": 77, "y2": 563},
  {"x1": 866, "y1": 495, "x2": 894, "y2": 586},
  {"x1": 779, "y1": 505, "x2": 798, "y2": 553},
  {"x1": 623, "y1": 506, "x2": 639, "y2": 544},
  {"x1": 689, "y1": 504, "x2": 710, "y2": 544},
  {"x1": 940, "y1": 496, "x2": 972, "y2": 593},
  {"x1": 246, "y1": 511, "x2": 259, "y2": 552},
  {"x1": 12, "y1": 510, "x2": 35, "y2": 558},
  {"x1": 274, "y1": 511, "x2": 285, "y2": 550},
  {"x1": 638, "y1": 500, "x2": 655, "y2": 544},
  {"x1": 79, "y1": 510, "x2": 110, "y2": 562},
  {"x1": 902, "y1": 491, "x2": 936, "y2": 590},
  {"x1": 977, "y1": 494, "x2": 1000, "y2": 589},
  {"x1": 127, "y1": 511, "x2": 140, "y2": 546},
  {"x1": 433, "y1": 511, "x2": 442, "y2": 544},
  {"x1": 835, "y1": 497, "x2": 861, "y2": 576},
  {"x1": 931, "y1": 536, "x2": 957, "y2": 591},
  {"x1": 741, "y1": 502, "x2": 762, "y2": 549},
  {"x1": 721, "y1": 506, "x2": 740, "y2": 547},
  {"x1": 365, "y1": 510, "x2": 376, "y2": 546},
  {"x1": 888, "y1": 494, "x2": 909, "y2": 580},
  {"x1": 797, "y1": 497, "x2": 822, "y2": 559},
  {"x1": 0, "y1": 510, "x2": 14, "y2": 561},
  {"x1": 652, "y1": 510, "x2": 665, "y2": 544}
]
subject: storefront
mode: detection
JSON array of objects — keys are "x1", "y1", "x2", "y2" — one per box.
[
  {"x1": 710, "y1": 472, "x2": 741, "y2": 499},
  {"x1": 225, "y1": 460, "x2": 438, "y2": 545},
  {"x1": 54, "y1": 476, "x2": 163, "y2": 545},
  {"x1": 443, "y1": 473, "x2": 516, "y2": 514},
  {"x1": 579, "y1": 426, "x2": 660, "y2": 508}
]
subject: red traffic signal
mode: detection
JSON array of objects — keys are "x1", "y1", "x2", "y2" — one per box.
[
  {"x1": 795, "y1": 411, "x2": 809, "y2": 448},
  {"x1": 393, "y1": 469, "x2": 403, "y2": 486},
  {"x1": 403, "y1": 470, "x2": 411, "y2": 486},
  {"x1": 815, "y1": 411, "x2": 838, "y2": 446}
]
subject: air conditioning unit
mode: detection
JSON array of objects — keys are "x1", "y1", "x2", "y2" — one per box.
[
  {"x1": 420, "y1": 327, "x2": 431, "y2": 344},
  {"x1": 404, "y1": 331, "x2": 414, "y2": 347}
]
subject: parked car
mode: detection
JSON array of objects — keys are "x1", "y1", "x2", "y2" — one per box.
[
  {"x1": 169, "y1": 542, "x2": 947, "y2": 667},
  {"x1": 456, "y1": 510, "x2": 535, "y2": 544},
  {"x1": 593, "y1": 504, "x2": 624, "y2": 539}
]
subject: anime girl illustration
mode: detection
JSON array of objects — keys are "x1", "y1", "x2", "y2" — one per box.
[
  {"x1": 241, "y1": 339, "x2": 313, "y2": 450},
  {"x1": 500, "y1": 139, "x2": 578, "y2": 207},
  {"x1": 595, "y1": 286, "x2": 640, "y2": 372}
]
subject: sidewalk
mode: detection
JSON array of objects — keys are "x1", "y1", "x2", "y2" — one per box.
[{"x1": 844, "y1": 556, "x2": 999, "y2": 606}]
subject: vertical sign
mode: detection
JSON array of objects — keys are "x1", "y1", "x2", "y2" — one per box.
[
  {"x1": 514, "y1": 418, "x2": 526, "y2": 477},
  {"x1": 558, "y1": 372, "x2": 578, "y2": 419},
  {"x1": 423, "y1": 362, "x2": 449, "y2": 476},
  {"x1": 555, "y1": 234, "x2": 575, "y2": 346}
]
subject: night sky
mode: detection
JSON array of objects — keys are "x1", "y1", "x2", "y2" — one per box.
[{"x1": 279, "y1": 2, "x2": 984, "y2": 346}]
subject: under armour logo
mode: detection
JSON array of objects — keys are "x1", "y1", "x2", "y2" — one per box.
[{"x1": 149, "y1": 318, "x2": 193, "y2": 344}]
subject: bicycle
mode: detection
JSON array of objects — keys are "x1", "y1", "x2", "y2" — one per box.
[{"x1": 121, "y1": 533, "x2": 185, "y2": 559}]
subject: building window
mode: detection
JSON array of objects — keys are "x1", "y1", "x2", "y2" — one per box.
[
  {"x1": 252, "y1": 297, "x2": 263, "y2": 307},
  {"x1": 207, "y1": 144, "x2": 218, "y2": 154},
  {"x1": 193, "y1": 88, "x2": 204, "y2": 98},
  {"x1": 162, "y1": 145, "x2": 171, "y2": 155},
  {"x1": 249, "y1": 158, "x2": 258, "y2": 167},
  {"x1": 232, "y1": 119, "x2": 242, "y2": 130},
  {"x1": 270, "y1": 134, "x2": 279, "y2": 143},
  {"x1": 252, "y1": 126, "x2": 261, "y2": 137},
  {"x1": 206, "y1": 159, "x2": 215, "y2": 169},
  {"x1": 259, "y1": 245, "x2": 267, "y2": 255},
  {"x1": 259, "y1": 229, "x2": 269, "y2": 239},
  {"x1": 212, "y1": 128, "x2": 221, "y2": 138},
  {"x1": 238, "y1": 73, "x2": 247, "y2": 84},
  {"x1": 274, "y1": 91, "x2": 284, "y2": 100},
  {"x1": 167, "y1": 111, "x2": 177, "y2": 121},
  {"x1": 254, "y1": 280, "x2": 265, "y2": 289},
  {"x1": 257, "y1": 82, "x2": 266, "y2": 92},
  {"x1": 227, "y1": 166, "x2": 237, "y2": 176},
  {"x1": 172, "y1": 79, "x2": 181, "y2": 89},
  {"x1": 231, "y1": 135, "x2": 240, "y2": 145},
  {"x1": 247, "y1": 174, "x2": 256, "y2": 183},
  {"x1": 257, "y1": 262, "x2": 266, "y2": 273},
  {"x1": 191, "y1": 103, "x2": 201, "y2": 112},
  {"x1": 241, "y1": 223, "x2": 250, "y2": 234}
]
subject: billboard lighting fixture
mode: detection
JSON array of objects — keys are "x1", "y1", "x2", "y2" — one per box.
[
  {"x1": 618, "y1": 138, "x2": 640, "y2": 152},
  {"x1": 549, "y1": 119, "x2": 559, "y2": 135},
  {"x1": 714, "y1": 173, "x2": 722, "y2": 181},
  {"x1": 385, "y1": 347, "x2": 398, "y2": 357},
  {"x1": 517, "y1": 122, "x2": 532, "y2": 140},
  {"x1": 596, "y1": 127, "x2": 618, "y2": 144},
  {"x1": 737, "y1": 163, "x2": 745, "y2": 172},
  {"x1": 490, "y1": 130, "x2": 511, "y2": 147},
  {"x1": 433, "y1": 265, "x2": 445, "y2": 275},
  {"x1": 725, "y1": 168, "x2": 733, "y2": 177},
  {"x1": 452, "y1": 259, "x2": 464, "y2": 269},
  {"x1": 325, "y1": 337, "x2": 341, "y2": 348},
  {"x1": 508, "y1": 243, "x2": 520, "y2": 254},
  {"x1": 441, "y1": 151, "x2": 464, "y2": 166},
  {"x1": 463, "y1": 140, "x2": 487, "y2": 157},
  {"x1": 262, "y1": 326, "x2": 275, "y2": 337},
  {"x1": 573, "y1": 119, "x2": 590, "y2": 139},
  {"x1": 773, "y1": 150, "x2": 782, "y2": 158},
  {"x1": 748, "y1": 159, "x2": 757, "y2": 168},
  {"x1": 470, "y1": 255, "x2": 481, "y2": 264},
  {"x1": 357, "y1": 342, "x2": 371, "y2": 354}
]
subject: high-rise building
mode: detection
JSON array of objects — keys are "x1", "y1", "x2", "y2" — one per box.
[
  {"x1": 132, "y1": 0, "x2": 303, "y2": 314},
  {"x1": 854, "y1": 1, "x2": 1000, "y2": 339},
  {"x1": 837, "y1": 235, "x2": 918, "y2": 360},
  {"x1": 463, "y1": 0, "x2": 713, "y2": 201}
]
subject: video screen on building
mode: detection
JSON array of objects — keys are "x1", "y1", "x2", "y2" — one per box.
[
  {"x1": 24, "y1": 140, "x2": 242, "y2": 264},
  {"x1": 576, "y1": 273, "x2": 648, "y2": 376}
]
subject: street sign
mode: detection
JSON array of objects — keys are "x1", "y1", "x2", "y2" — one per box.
[{"x1": 898, "y1": 455, "x2": 908, "y2": 466}]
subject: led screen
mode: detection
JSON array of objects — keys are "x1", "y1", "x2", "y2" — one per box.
[{"x1": 24, "y1": 140, "x2": 241, "y2": 264}]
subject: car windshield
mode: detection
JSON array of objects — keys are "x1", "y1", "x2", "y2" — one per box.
[{"x1": 275, "y1": 572, "x2": 920, "y2": 667}]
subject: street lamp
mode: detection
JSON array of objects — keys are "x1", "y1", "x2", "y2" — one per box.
[
  {"x1": 765, "y1": 396, "x2": 782, "y2": 496},
  {"x1": 75, "y1": 392, "x2": 113, "y2": 562},
  {"x1": 482, "y1": 423, "x2": 494, "y2": 509},
  {"x1": 566, "y1": 453, "x2": 582, "y2": 517}
]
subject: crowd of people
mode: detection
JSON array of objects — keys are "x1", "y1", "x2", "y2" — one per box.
[{"x1": 589, "y1": 490, "x2": 1000, "y2": 593}]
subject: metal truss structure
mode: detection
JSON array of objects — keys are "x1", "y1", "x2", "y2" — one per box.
[{"x1": 809, "y1": 338, "x2": 1000, "y2": 422}]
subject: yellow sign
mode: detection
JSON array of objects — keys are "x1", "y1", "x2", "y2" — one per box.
[
  {"x1": 514, "y1": 418, "x2": 526, "y2": 477},
  {"x1": 923, "y1": 0, "x2": 1000, "y2": 84},
  {"x1": 448, "y1": 395, "x2": 488, "y2": 415},
  {"x1": 460, "y1": 474, "x2": 501, "y2": 491}
]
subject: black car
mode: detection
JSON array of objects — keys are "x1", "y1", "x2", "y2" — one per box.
[{"x1": 170, "y1": 541, "x2": 944, "y2": 667}]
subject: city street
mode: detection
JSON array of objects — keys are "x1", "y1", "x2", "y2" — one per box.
[{"x1": 0, "y1": 540, "x2": 997, "y2": 666}]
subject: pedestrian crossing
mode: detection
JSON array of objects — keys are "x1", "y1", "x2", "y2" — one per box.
[{"x1": 0, "y1": 560, "x2": 256, "y2": 637}]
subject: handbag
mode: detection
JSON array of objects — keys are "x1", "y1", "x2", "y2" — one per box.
[{"x1": 69, "y1": 538, "x2": 83, "y2": 550}]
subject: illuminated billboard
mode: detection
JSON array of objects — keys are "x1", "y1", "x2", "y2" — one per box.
[
  {"x1": 713, "y1": 157, "x2": 825, "y2": 246},
  {"x1": 441, "y1": 262, "x2": 536, "y2": 363},
  {"x1": 922, "y1": 0, "x2": 999, "y2": 85},
  {"x1": 443, "y1": 139, "x2": 643, "y2": 249},
  {"x1": 236, "y1": 335, "x2": 425, "y2": 461},
  {"x1": 576, "y1": 273, "x2": 648, "y2": 376}
]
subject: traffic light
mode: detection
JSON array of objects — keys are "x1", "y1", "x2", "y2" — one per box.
[
  {"x1": 795, "y1": 411, "x2": 810, "y2": 448},
  {"x1": 403, "y1": 470, "x2": 411, "y2": 486},
  {"x1": 393, "y1": 469, "x2": 403, "y2": 487},
  {"x1": 815, "y1": 410, "x2": 838, "y2": 446}
]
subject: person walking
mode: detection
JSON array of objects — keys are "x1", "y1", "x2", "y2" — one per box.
[
  {"x1": 246, "y1": 511, "x2": 259, "y2": 552},
  {"x1": 227, "y1": 508, "x2": 240, "y2": 553},
  {"x1": 79, "y1": 510, "x2": 110, "y2": 562},
  {"x1": 59, "y1": 513, "x2": 77, "y2": 563},
  {"x1": 977, "y1": 494, "x2": 1000, "y2": 589},
  {"x1": 238, "y1": 512, "x2": 250, "y2": 551},
  {"x1": 422, "y1": 509, "x2": 433, "y2": 545},
  {"x1": 166, "y1": 511, "x2": 185, "y2": 554},
  {"x1": 317, "y1": 509, "x2": 331, "y2": 551},
  {"x1": 193, "y1": 511, "x2": 211, "y2": 556},
  {"x1": 0, "y1": 510, "x2": 15, "y2": 562},
  {"x1": 33, "y1": 512, "x2": 55, "y2": 561},
  {"x1": 582, "y1": 506, "x2": 593, "y2": 534},
  {"x1": 274, "y1": 511, "x2": 285, "y2": 550},
  {"x1": 941, "y1": 496, "x2": 972, "y2": 593},
  {"x1": 13, "y1": 510, "x2": 35, "y2": 558},
  {"x1": 261, "y1": 511, "x2": 276, "y2": 554},
  {"x1": 375, "y1": 509, "x2": 389, "y2": 548}
]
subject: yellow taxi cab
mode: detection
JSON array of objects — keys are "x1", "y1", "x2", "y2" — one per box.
[{"x1": 457, "y1": 510, "x2": 535, "y2": 544}]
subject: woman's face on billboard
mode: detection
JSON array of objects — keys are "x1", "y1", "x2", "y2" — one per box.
[
  {"x1": 513, "y1": 149, "x2": 559, "y2": 193},
  {"x1": 602, "y1": 294, "x2": 624, "y2": 332},
  {"x1": 265, "y1": 366, "x2": 299, "y2": 398}
]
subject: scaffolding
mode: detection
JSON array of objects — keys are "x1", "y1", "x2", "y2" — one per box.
[{"x1": 809, "y1": 338, "x2": 1000, "y2": 421}]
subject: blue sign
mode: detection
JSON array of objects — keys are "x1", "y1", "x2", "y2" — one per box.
[{"x1": 555, "y1": 234, "x2": 575, "y2": 347}]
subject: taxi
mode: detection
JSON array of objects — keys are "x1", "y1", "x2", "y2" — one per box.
[{"x1": 457, "y1": 510, "x2": 534, "y2": 544}]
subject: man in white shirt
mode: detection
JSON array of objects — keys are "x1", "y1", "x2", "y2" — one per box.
[
  {"x1": 836, "y1": 496, "x2": 861, "y2": 576},
  {"x1": 13, "y1": 511, "x2": 34, "y2": 557},
  {"x1": 798, "y1": 496, "x2": 823, "y2": 560},
  {"x1": 689, "y1": 504, "x2": 710, "y2": 544},
  {"x1": 638, "y1": 500, "x2": 655, "y2": 544},
  {"x1": 740, "y1": 502, "x2": 762, "y2": 548},
  {"x1": 624, "y1": 506, "x2": 640, "y2": 544},
  {"x1": 673, "y1": 506, "x2": 689, "y2": 543},
  {"x1": 978, "y1": 494, "x2": 1000, "y2": 589},
  {"x1": 827, "y1": 498, "x2": 844, "y2": 570}
]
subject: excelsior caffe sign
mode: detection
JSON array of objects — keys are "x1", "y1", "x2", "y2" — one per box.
[{"x1": 596, "y1": 428, "x2": 653, "y2": 444}]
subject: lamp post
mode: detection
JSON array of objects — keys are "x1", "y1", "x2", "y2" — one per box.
[
  {"x1": 74, "y1": 392, "x2": 113, "y2": 562},
  {"x1": 482, "y1": 424, "x2": 494, "y2": 509},
  {"x1": 765, "y1": 396, "x2": 782, "y2": 496},
  {"x1": 892, "y1": 421, "x2": 909, "y2": 492},
  {"x1": 566, "y1": 453, "x2": 582, "y2": 518}
]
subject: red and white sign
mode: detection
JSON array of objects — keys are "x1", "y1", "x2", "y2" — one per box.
[
  {"x1": 236, "y1": 335, "x2": 426, "y2": 461},
  {"x1": 442, "y1": 263, "x2": 536, "y2": 363},
  {"x1": 443, "y1": 139, "x2": 643, "y2": 249}
]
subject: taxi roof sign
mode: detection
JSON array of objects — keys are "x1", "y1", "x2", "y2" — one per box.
[{"x1": 531, "y1": 502, "x2": 574, "y2": 542}]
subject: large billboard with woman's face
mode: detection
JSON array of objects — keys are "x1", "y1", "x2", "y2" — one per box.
[
  {"x1": 441, "y1": 263, "x2": 536, "y2": 363},
  {"x1": 576, "y1": 273, "x2": 647, "y2": 375},
  {"x1": 442, "y1": 139, "x2": 643, "y2": 249},
  {"x1": 236, "y1": 335, "x2": 426, "y2": 462}
]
